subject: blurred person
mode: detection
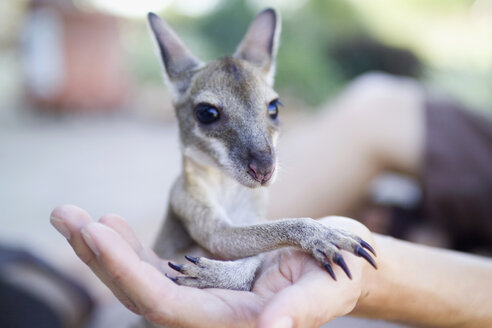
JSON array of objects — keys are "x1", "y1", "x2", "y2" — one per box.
[
  {"x1": 0, "y1": 245, "x2": 94, "y2": 328},
  {"x1": 269, "y1": 72, "x2": 492, "y2": 253}
]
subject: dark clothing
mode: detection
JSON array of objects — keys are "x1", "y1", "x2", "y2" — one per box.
[
  {"x1": 0, "y1": 245, "x2": 94, "y2": 328},
  {"x1": 423, "y1": 99, "x2": 492, "y2": 251},
  {"x1": 0, "y1": 280, "x2": 63, "y2": 328}
]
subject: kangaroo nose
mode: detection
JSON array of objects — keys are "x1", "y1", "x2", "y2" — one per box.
[{"x1": 248, "y1": 161, "x2": 275, "y2": 184}]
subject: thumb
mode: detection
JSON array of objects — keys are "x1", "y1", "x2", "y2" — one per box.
[
  {"x1": 257, "y1": 269, "x2": 359, "y2": 328},
  {"x1": 257, "y1": 284, "x2": 310, "y2": 328}
]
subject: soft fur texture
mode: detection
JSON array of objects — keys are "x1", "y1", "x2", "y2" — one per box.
[{"x1": 147, "y1": 8, "x2": 376, "y2": 294}]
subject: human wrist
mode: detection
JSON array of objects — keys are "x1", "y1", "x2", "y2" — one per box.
[{"x1": 351, "y1": 233, "x2": 393, "y2": 318}]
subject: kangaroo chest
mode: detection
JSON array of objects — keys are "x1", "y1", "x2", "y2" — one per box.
[{"x1": 215, "y1": 180, "x2": 268, "y2": 226}]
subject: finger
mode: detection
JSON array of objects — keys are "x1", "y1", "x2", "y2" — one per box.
[
  {"x1": 98, "y1": 214, "x2": 170, "y2": 273},
  {"x1": 50, "y1": 205, "x2": 139, "y2": 313},
  {"x1": 82, "y1": 222, "x2": 180, "y2": 320},
  {"x1": 51, "y1": 205, "x2": 102, "y2": 267},
  {"x1": 257, "y1": 267, "x2": 360, "y2": 328},
  {"x1": 98, "y1": 214, "x2": 142, "y2": 251},
  {"x1": 82, "y1": 222, "x2": 260, "y2": 327}
]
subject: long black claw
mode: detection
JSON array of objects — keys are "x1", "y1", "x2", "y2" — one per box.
[
  {"x1": 355, "y1": 246, "x2": 378, "y2": 269},
  {"x1": 333, "y1": 254, "x2": 352, "y2": 279},
  {"x1": 360, "y1": 239, "x2": 377, "y2": 256},
  {"x1": 185, "y1": 255, "x2": 199, "y2": 264},
  {"x1": 165, "y1": 273, "x2": 178, "y2": 284},
  {"x1": 168, "y1": 262, "x2": 183, "y2": 272},
  {"x1": 323, "y1": 263, "x2": 337, "y2": 281}
]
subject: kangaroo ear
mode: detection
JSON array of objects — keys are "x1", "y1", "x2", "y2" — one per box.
[
  {"x1": 148, "y1": 13, "x2": 204, "y2": 101},
  {"x1": 234, "y1": 8, "x2": 280, "y2": 86}
]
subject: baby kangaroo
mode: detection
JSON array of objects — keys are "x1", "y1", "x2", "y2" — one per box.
[{"x1": 148, "y1": 8, "x2": 376, "y2": 291}]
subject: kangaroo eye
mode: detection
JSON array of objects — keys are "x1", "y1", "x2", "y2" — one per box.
[
  {"x1": 268, "y1": 99, "x2": 282, "y2": 120},
  {"x1": 195, "y1": 103, "x2": 220, "y2": 124}
]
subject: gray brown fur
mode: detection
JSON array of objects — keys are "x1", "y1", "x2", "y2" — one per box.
[{"x1": 147, "y1": 8, "x2": 376, "y2": 293}]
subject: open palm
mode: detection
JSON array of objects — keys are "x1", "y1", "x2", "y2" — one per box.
[{"x1": 51, "y1": 205, "x2": 375, "y2": 328}]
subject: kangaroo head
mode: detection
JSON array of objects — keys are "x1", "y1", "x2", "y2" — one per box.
[{"x1": 148, "y1": 9, "x2": 281, "y2": 188}]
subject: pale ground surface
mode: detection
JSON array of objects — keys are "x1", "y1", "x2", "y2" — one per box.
[{"x1": 0, "y1": 106, "x2": 406, "y2": 327}]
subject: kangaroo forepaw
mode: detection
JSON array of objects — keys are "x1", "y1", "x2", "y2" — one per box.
[
  {"x1": 166, "y1": 255, "x2": 259, "y2": 291},
  {"x1": 301, "y1": 224, "x2": 377, "y2": 280}
]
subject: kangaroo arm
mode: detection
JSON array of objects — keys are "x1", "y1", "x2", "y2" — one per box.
[
  {"x1": 174, "y1": 204, "x2": 314, "y2": 260},
  {"x1": 170, "y1": 175, "x2": 315, "y2": 259},
  {"x1": 170, "y1": 176, "x2": 377, "y2": 282},
  {"x1": 208, "y1": 219, "x2": 315, "y2": 259},
  {"x1": 169, "y1": 173, "x2": 373, "y2": 268}
]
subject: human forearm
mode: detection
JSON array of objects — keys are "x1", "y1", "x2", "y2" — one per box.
[{"x1": 353, "y1": 234, "x2": 492, "y2": 327}]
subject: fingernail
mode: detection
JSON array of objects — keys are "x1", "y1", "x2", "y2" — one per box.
[
  {"x1": 81, "y1": 227, "x2": 99, "y2": 256},
  {"x1": 50, "y1": 216, "x2": 71, "y2": 240},
  {"x1": 271, "y1": 316, "x2": 293, "y2": 328}
]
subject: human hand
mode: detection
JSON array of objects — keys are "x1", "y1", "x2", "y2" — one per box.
[{"x1": 50, "y1": 205, "x2": 377, "y2": 328}]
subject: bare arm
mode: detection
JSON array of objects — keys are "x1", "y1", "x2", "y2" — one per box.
[
  {"x1": 52, "y1": 205, "x2": 492, "y2": 327},
  {"x1": 353, "y1": 234, "x2": 492, "y2": 328},
  {"x1": 269, "y1": 73, "x2": 425, "y2": 219}
]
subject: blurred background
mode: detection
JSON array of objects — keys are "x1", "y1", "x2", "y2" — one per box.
[{"x1": 1, "y1": 0, "x2": 491, "y2": 327}]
